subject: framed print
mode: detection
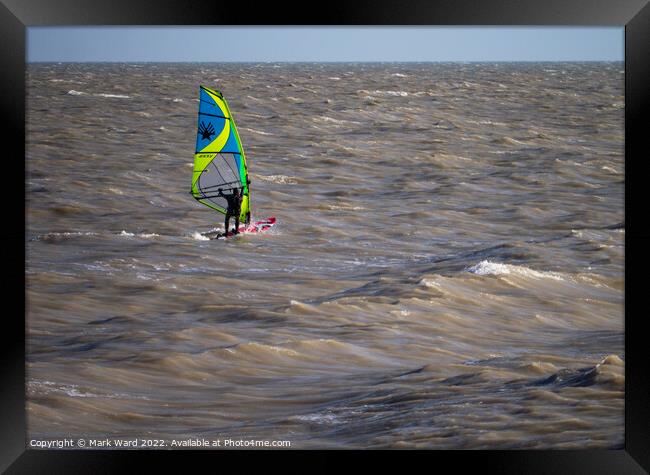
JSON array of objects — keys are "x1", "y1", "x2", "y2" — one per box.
[{"x1": 2, "y1": 0, "x2": 649, "y2": 472}]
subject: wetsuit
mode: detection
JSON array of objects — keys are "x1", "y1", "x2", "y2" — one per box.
[{"x1": 218, "y1": 189, "x2": 242, "y2": 234}]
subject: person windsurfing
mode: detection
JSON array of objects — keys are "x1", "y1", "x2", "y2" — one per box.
[{"x1": 218, "y1": 187, "x2": 243, "y2": 235}]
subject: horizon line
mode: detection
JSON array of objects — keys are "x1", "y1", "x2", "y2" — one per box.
[{"x1": 27, "y1": 59, "x2": 625, "y2": 64}]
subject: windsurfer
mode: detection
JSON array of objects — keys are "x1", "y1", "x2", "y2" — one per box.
[{"x1": 218, "y1": 187, "x2": 243, "y2": 235}]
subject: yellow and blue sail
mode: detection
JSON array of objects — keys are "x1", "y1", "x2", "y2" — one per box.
[{"x1": 191, "y1": 85, "x2": 250, "y2": 221}]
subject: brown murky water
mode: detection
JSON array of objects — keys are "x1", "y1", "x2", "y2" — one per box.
[{"x1": 26, "y1": 62, "x2": 624, "y2": 449}]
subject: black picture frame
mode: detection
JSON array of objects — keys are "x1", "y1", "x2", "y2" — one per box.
[{"x1": 2, "y1": 0, "x2": 649, "y2": 472}]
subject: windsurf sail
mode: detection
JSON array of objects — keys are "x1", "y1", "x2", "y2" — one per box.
[{"x1": 191, "y1": 85, "x2": 250, "y2": 223}]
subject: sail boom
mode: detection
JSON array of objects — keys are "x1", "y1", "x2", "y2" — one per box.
[{"x1": 199, "y1": 112, "x2": 228, "y2": 119}]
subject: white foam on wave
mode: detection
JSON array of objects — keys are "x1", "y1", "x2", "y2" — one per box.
[
  {"x1": 191, "y1": 232, "x2": 210, "y2": 241},
  {"x1": 33, "y1": 231, "x2": 97, "y2": 241},
  {"x1": 420, "y1": 278, "x2": 443, "y2": 289},
  {"x1": 95, "y1": 93, "x2": 131, "y2": 99},
  {"x1": 356, "y1": 89, "x2": 409, "y2": 97},
  {"x1": 294, "y1": 413, "x2": 340, "y2": 424},
  {"x1": 119, "y1": 231, "x2": 160, "y2": 239},
  {"x1": 68, "y1": 90, "x2": 131, "y2": 99},
  {"x1": 498, "y1": 136, "x2": 528, "y2": 146},
  {"x1": 240, "y1": 127, "x2": 274, "y2": 136},
  {"x1": 371, "y1": 90, "x2": 409, "y2": 97},
  {"x1": 467, "y1": 119, "x2": 507, "y2": 126},
  {"x1": 29, "y1": 380, "x2": 148, "y2": 400},
  {"x1": 601, "y1": 166, "x2": 621, "y2": 174},
  {"x1": 391, "y1": 73, "x2": 408, "y2": 77},
  {"x1": 257, "y1": 174, "x2": 298, "y2": 185},
  {"x1": 80, "y1": 262, "x2": 115, "y2": 273},
  {"x1": 317, "y1": 116, "x2": 362, "y2": 126},
  {"x1": 56, "y1": 231, "x2": 96, "y2": 237},
  {"x1": 327, "y1": 204, "x2": 365, "y2": 211},
  {"x1": 467, "y1": 260, "x2": 565, "y2": 281}
]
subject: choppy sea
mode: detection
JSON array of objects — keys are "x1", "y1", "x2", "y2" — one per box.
[{"x1": 27, "y1": 62, "x2": 624, "y2": 448}]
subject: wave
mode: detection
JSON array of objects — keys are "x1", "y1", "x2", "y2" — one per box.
[
  {"x1": 31, "y1": 231, "x2": 98, "y2": 242},
  {"x1": 326, "y1": 204, "x2": 365, "y2": 211},
  {"x1": 356, "y1": 89, "x2": 409, "y2": 97},
  {"x1": 256, "y1": 174, "x2": 298, "y2": 185},
  {"x1": 532, "y1": 355, "x2": 623, "y2": 389},
  {"x1": 466, "y1": 119, "x2": 507, "y2": 126},
  {"x1": 372, "y1": 90, "x2": 408, "y2": 97},
  {"x1": 66, "y1": 90, "x2": 130, "y2": 99},
  {"x1": 467, "y1": 260, "x2": 565, "y2": 281},
  {"x1": 28, "y1": 380, "x2": 148, "y2": 400},
  {"x1": 96, "y1": 93, "x2": 131, "y2": 99},
  {"x1": 118, "y1": 231, "x2": 160, "y2": 239},
  {"x1": 492, "y1": 136, "x2": 529, "y2": 146},
  {"x1": 292, "y1": 413, "x2": 340, "y2": 425},
  {"x1": 316, "y1": 116, "x2": 363, "y2": 126},
  {"x1": 239, "y1": 127, "x2": 274, "y2": 136},
  {"x1": 190, "y1": 232, "x2": 210, "y2": 241},
  {"x1": 601, "y1": 166, "x2": 621, "y2": 174}
]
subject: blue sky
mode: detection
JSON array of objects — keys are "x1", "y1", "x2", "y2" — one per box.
[{"x1": 27, "y1": 27, "x2": 623, "y2": 62}]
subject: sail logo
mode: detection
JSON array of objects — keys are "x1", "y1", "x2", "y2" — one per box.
[{"x1": 198, "y1": 121, "x2": 215, "y2": 141}]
